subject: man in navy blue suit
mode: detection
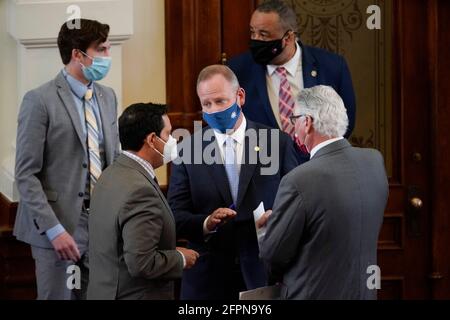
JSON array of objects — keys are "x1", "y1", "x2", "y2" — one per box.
[
  {"x1": 167, "y1": 65, "x2": 298, "y2": 300},
  {"x1": 228, "y1": 1, "x2": 356, "y2": 164}
]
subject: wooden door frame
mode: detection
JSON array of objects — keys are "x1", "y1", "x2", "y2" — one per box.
[
  {"x1": 393, "y1": 0, "x2": 449, "y2": 299},
  {"x1": 428, "y1": 0, "x2": 450, "y2": 299}
]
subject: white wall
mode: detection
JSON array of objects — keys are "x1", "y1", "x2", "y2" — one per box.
[
  {"x1": 0, "y1": 0, "x2": 19, "y2": 200},
  {"x1": 0, "y1": 0, "x2": 167, "y2": 200}
]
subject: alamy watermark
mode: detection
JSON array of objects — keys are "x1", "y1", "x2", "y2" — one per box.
[
  {"x1": 64, "y1": 4, "x2": 382, "y2": 31},
  {"x1": 171, "y1": 121, "x2": 280, "y2": 176}
]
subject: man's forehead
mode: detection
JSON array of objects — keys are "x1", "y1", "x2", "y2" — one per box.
[
  {"x1": 250, "y1": 11, "x2": 281, "y2": 29},
  {"x1": 199, "y1": 77, "x2": 233, "y2": 94}
]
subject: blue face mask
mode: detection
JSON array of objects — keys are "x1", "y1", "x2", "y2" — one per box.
[
  {"x1": 80, "y1": 51, "x2": 112, "y2": 81},
  {"x1": 203, "y1": 101, "x2": 242, "y2": 133}
]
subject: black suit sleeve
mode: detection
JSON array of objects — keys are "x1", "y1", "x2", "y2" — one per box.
[
  {"x1": 167, "y1": 162, "x2": 208, "y2": 243},
  {"x1": 338, "y1": 56, "x2": 356, "y2": 138}
]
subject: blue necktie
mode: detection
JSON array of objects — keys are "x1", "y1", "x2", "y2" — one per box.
[{"x1": 224, "y1": 136, "x2": 239, "y2": 204}]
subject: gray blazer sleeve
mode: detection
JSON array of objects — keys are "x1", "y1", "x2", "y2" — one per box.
[
  {"x1": 260, "y1": 174, "x2": 307, "y2": 276},
  {"x1": 15, "y1": 90, "x2": 60, "y2": 233},
  {"x1": 119, "y1": 186, "x2": 183, "y2": 280},
  {"x1": 111, "y1": 88, "x2": 121, "y2": 160}
]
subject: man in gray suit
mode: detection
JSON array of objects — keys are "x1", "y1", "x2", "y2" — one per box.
[
  {"x1": 14, "y1": 19, "x2": 120, "y2": 300},
  {"x1": 87, "y1": 103, "x2": 199, "y2": 300},
  {"x1": 259, "y1": 85, "x2": 389, "y2": 300}
]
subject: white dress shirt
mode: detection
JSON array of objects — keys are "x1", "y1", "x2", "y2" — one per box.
[
  {"x1": 266, "y1": 42, "x2": 304, "y2": 127},
  {"x1": 122, "y1": 151, "x2": 156, "y2": 179},
  {"x1": 213, "y1": 116, "x2": 247, "y2": 170},
  {"x1": 310, "y1": 137, "x2": 344, "y2": 159}
]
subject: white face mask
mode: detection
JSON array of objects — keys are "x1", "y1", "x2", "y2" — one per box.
[{"x1": 154, "y1": 135, "x2": 178, "y2": 164}]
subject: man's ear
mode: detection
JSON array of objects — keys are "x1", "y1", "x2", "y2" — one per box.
[
  {"x1": 72, "y1": 49, "x2": 82, "y2": 63},
  {"x1": 145, "y1": 132, "x2": 157, "y2": 149},
  {"x1": 305, "y1": 116, "x2": 314, "y2": 134},
  {"x1": 238, "y1": 87, "x2": 246, "y2": 108},
  {"x1": 285, "y1": 31, "x2": 296, "y2": 46}
]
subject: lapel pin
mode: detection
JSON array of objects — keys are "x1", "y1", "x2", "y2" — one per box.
[{"x1": 311, "y1": 70, "x2": 317, "y2": 78}]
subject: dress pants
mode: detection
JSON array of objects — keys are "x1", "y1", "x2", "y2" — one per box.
[{"x1": 31, "y1": 209, "x2": 89, "y2": 300}]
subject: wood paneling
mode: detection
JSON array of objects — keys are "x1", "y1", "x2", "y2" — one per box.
[
  {"x1": 165, "y1": 0, "x2": 258, "y2": 132},
  {"x1": 165, "y1": 0, "x2": 222, "y2": 131},
  {"x1": 0, "y1": 194, "x2": 36, "y2": 300},
  {"x1": 221, "y1": 0, "x2": 258, "y2": 63},
  {"x1": 429, "y1": 0, "x2": 450, "y2": 299}
]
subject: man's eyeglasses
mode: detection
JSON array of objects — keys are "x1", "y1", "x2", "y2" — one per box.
[{"x1": 289, "y1": 114, "x2": 310, "y2": 126}]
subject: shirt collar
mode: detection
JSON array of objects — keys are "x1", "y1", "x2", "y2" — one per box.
[
  {"x1": 310, "y1": 137, "x2": 344, "y2": 159},
  {"x1": 214, "y1": 116, "x2": 247, "y2": 147},
  {"x1": 62, "y1": 68, "x2": 93, "y2": 100},
  {"x1": 267, "y1": 42, "x2": 301, "y2": 77},
  {"x1": 122, "y1": 151, "x2": 156, "y2": 179}
]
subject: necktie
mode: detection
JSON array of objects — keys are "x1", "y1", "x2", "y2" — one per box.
[
  {"x1": 276, "y1": 67, "x2": 296, "y2": 138},
  {"x1": 224, "y1": 136, "x2": 239, "y2": 204},
  {"x1": 84, "y1": 89, "x2": 102, "y2": 194}
]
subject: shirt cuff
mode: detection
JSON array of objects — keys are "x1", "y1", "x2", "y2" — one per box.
[
  {"x1": 203, "y1": 216, "x2": 217, "y2": 235},
  {"x1": 46, "y1": 224, "x2": 66, "y2": 241},
  {"x1": 177, "y1": 250, "x2": 186, "y2": 268}
]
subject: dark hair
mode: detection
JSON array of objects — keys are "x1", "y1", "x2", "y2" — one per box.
[
  {"x1": 256, "y1": 1, "x2": 298, "y2": 33},
  {"x1": 57, "y1": 19, "x2": 110, "y2": 65},
  {"x1": 119, "y1": 103, "x2": 168, "y2": 152}
]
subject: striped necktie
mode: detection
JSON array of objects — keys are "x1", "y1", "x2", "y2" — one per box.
[
  {"x1": 276, "y1": 67, "x2": 296, "y2": 138},
  {"x1": 84, "y1": 89, "x2": 102, "y2": 194}
]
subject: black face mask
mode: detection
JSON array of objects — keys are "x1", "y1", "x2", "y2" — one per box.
[{"x1": 249, "y1": 31, "x2": 291, "y2": 65}]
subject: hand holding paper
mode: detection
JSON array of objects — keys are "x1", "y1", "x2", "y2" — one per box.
[{"x1": 253, "y1": 202, "x2": 272, "y2": 244}]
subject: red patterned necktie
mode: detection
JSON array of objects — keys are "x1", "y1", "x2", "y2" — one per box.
[{"x1": 275, "y1": 67, "x2": 295, "y2": 138}]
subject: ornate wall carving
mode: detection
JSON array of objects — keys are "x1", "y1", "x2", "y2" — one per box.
[{"x1": 282, "y1": 0, "x2": 393, "y2": 174}]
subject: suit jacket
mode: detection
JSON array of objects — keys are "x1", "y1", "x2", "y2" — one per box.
[
  {"x1": 167, "y1": 119, "x2": 298, "y2": 299},
  {"x1": 228, "y1": 42, "x2": 356, "y2": 139},
  {"x1": 87, "y1": 154, "x2": 184, "y2": 300},
  {"x1": 260, "y1": 139, "x2": 389, "y2": 300},
  {"x1": 14, "y1": 71, "x2": 120, "y2": 248}
]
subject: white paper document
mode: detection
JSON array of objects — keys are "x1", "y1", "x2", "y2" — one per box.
[
  {"x1": 239, "y1": 284, "x2": 283, "y2": 300},
  {"x1": 253, "y1": 201, "x2": 266, "y2": 246}
]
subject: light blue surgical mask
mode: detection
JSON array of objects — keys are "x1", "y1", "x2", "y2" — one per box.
[
  {"x1": 80, "y1": 51, "x2": 112, "y2": 82},
  {"x1": 203, "y1": 101, "x2": 241, "y2": 134}
]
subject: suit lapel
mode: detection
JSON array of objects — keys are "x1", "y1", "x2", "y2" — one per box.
[
  {"x1": 117, "y1": 154, "x2": 173, "y2": 218},
  {"x1": 55, "y1": 72, "x2": 87, "y2": 153},
  {"x1": 236, "y1": 121, "x2": 258, "y2": 208},
  {"x1": 95, "y1": 85, "x2": 115, "y2": 166},
  {"x1": 300, "y1": 42, "x2": 319, "y2": 89},
  {"x1": 203, "y1": 132, "x2": 234, "y2": 206},
  {"x1": 252, "y1": 62, "x2": 279, "y2": 128}
]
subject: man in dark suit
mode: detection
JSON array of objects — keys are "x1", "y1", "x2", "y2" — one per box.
[
  {"x1": 228, "y1": 1, "x2": 356, "y2": 164},
  {"x1": 14, "y1": 19, "x2": 120, "y2": 300},
  {"x1": 88, "y1": 103, "x2": 199, "y2": 300},
  {"x1": 167, "y1": 65, "x2": 298, "y2": 300},
  {"x1": 259, "y1": 85, "x2": 388, "y2": 300}
]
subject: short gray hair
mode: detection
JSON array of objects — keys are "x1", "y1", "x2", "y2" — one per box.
[
  {"x1": 256, "y1": 1, "x2": 299, "y2": 34},
  {"x1": 295, "y1": 85, "x2": 349, "y2": 138},
  {"x1": 197, "y1": 65, "x2": 240, "y2": 92}
]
